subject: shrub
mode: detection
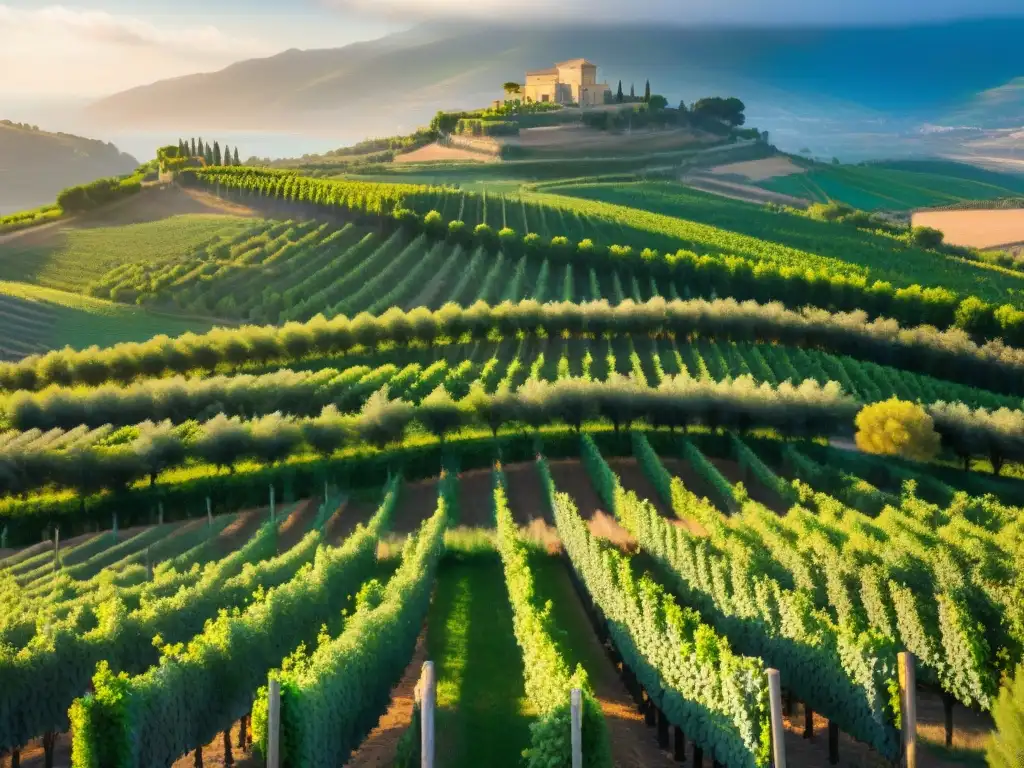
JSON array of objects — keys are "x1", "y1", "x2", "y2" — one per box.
[{"x1": 854, "y1": 399, "x2": 941, "y2": 462}]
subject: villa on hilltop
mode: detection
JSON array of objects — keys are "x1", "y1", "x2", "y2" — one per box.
[{"x1": 524, "y1": 59, "x2": 610, "y2": 106}]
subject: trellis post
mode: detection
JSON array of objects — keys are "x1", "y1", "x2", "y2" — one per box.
[
  {"x1": 270, "y1": 484, "x2": 276, "y2": 522},
  {"x1": 53, "y1": 527, "x2": 60, "y2": 571},
  {"x1": 899, "y1": 651, "x2": 917, "y2": 768},
  {"x1": 266, "y1": 677, "x2": 281, "y2": 768},
  {"x1": 206, "y1": 496, "x2": 213, "y2": 526},
  {"x1": 767, "y1": 669, "x2": 787, "y2": 768},
  {"x1": 421, "y1": 661, "x2": 435, "y2": 768},
  {"x1": 570, "y1": 688, "x2": 582, "y2": 768}
]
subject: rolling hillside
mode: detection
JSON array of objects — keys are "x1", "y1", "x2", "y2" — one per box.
[
  {"x1": 0, "y1": 121, "x2": 139, "y2": 214},
  {"x1": 82, "y1": 19, "x2": 1024, "y2": 160}
]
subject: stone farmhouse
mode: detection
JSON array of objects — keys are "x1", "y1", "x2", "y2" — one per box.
[{"x1": 523, "y1": 59, "x2": 611, "y2": 106}]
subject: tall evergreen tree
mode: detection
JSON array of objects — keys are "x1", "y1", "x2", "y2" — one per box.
[
  {"x1": 233, "y1": 147, "x2": 240, "y2": 165},
  {"x1": 190, "y1": 138, "x2": 197, "y2": 157},
  {"x1": 644, "y1": 80, "x2": 651, "y2": 103},
  {"x1": 213, "y1": 141, "x2": 222, "y2": 166},
  {"x1": 616, "y1": 80, "x2": 623, "y2": 103},
  {"x1": 630, "y1": 83, "x2": 635, "y2": 99},
  {"x1": 197, "y1": 138, "x2": 205, "y2": 157}
]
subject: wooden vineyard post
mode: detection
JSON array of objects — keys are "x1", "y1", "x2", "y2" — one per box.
[
  {"x1": 828, "y1": 720, "x2": 839, "y2": 765},
  {"x1": 570, "y1": 688, "x2": 582, "y2": 768},
  {"x1": 803, "y1": 705, "x2": 814, "y2": 739},
  {"x1": 113, "y1": 512, "x2": 118, "y2": 536},
  {"x1": 899, "y1": 651, "x2": 917, "y2": 768},
  {"x1": 206, "y1": 496, "x2": 213, "y2": 526},
  {"x1": 146, "y1": 546, "x2": 153, "y2": 581},
  {"x1": 421, "y1": 661, "x2": 436, "y2": 768},
  {"x1": 266, "y1": 677, "x2": 281, "y2": 768},
  {"x1": 158, "y1": 501, "x2": 164, "y2": 525},
  {"x1": 942, "y1": 692, "x2": 954, "y2": 747},
  {"x1": 53, "y1": 527, "x2": 60, "y2": 572},
  {"x1": 324, "y1": 480, "x2": 329, "y2": 506},
  {"x1": 269, "y1": 484, "x2": 276, "y2": 523},
  {"x1": 766, "y1": 669, "x2": 787, "y2": 768},
  {"x1": 1, "y1": 524, "x2": 7, "y2": 549},
  {"x1": 673, "y1": 726, "x2": 686, "y2": 762}
]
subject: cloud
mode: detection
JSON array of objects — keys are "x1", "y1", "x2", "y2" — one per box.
[
  {"x1": 0, "y1": 5, "x2": 277, "y2": 96},
  {"x1": 322, "y1": 0, "x2": 1024, "y2": 24}
]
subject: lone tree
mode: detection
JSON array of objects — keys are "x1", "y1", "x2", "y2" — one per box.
[
  {"x1": 644, "y1": 79, "x2": 651, "y2": 103},
  {"x1": 987, "y1": 663, "x2": 1024, "y2": 768},
  {"x1": 616, "y1": 80, "x2": 623, "y2": 103},
  {"x1": 502, "y1": 81, "x2": 522, "y2": 99},
  {"x1": 233, "y1": 147, "x2": 240, "y2": 165},
  {"x1": 854, "y1": 399, "x2": 941, "y2": 462},
  {"x1": 692, "y1": 96, "x2": 747, "y2": 126}
]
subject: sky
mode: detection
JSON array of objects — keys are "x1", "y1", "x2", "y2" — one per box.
[{"x1": 2, "y1": 0, "x2": 1022, "y2": 99}]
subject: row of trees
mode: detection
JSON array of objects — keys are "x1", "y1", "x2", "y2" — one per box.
[
  {"x1": 177, "y1": 138, "x2": 242, "y2": 167},
  {"x1": 181, "y1": 166, "x2": 1024, "y2": 347},
  {"x1": 4, "y1": 296, "x2": 1023, "y2": 397},
  {"x1": 0, "y1": 376, "x2": 857, "y2": 502}
]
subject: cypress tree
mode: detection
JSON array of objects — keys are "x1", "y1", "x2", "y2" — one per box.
[
  {"x1": 213, "y1": 141, "x2": 222, "y2": 166},
  {"x1": 616, "y1": 80, "x2": 623, "y2": 103},
  {"x1": 233, "y1": 147, "x2": 240, "y2": 165},
  {"x1": 630, "y1": 83, "x2": 635, "y2": 99},
  {"x1": 197, "y1": 138, "x2": 205, "y2": 157},
  {"x1": 644, "y1": 80, "x2": 651, "y2": 103},
  {"x1": 190, "y1": 138, "x2": 197, "y2": 157}
]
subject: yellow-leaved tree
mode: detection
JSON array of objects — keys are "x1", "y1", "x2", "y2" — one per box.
[{"x1": 854, "y1": 399, "x2": 941, "y2": 462}]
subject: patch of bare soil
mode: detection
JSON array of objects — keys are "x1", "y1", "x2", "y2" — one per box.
[
  {"x1": 393, "y1": 478, "x2": 441, "y2": 534},
  {"x1": 683, "y1": 173, "x2": 811, "y2": 208},
  {"x1": 457, "y1": 468, "x2": 498, "y2": 528},
  {"x1": 273, "y1": 497, "x2": 318, "y2": 555},
  {"x1": 916, "y1": 689, "x2": 992, "y2": 759},
  {"x1": 546, "y1": 460, "x2": 635, "y2": 551},
  {"x1": 912, "y1": 208, "x2": 1024, "y2": 250},
  {"x1": 394, "y1": 143, "x2": 496, "y2": 164},
  {"x1": 502, "y1": 461, "x2": 551, "y2": 524},
  {"x1": 323, "y1": 498, "x2": 371, "y2": 545},
  {"x1": 608, "y1": 458, "x2": 671, "y2": 515},
  {"x1": 345, "y1": 630, "x2": 429, "y2": 767},
  {"x1": 213, "y1": 508, "x2": 269, "y2": 558},
  {"x1": 708, "y1": 155, "x2": 807, "y2": 182}
]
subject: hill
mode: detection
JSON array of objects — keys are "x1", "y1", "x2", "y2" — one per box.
[
  {"x1": 0, "y1": 121, "x2": 139, "y2": 215},
  {"x1": 82, "y1": 19, "x2": 1024, "y2": 161}
]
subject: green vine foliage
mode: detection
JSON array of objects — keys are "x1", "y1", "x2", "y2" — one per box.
[
  {"x1": 492, "y1": 465, "x2": 612, "y2": 768},
  {"x1": 538, "y1": 456, "x2": 771, "y2": 767},
  {"x1": 987, "y1": 662, "x2": 1024, "y2": 768},
  {"x1": 0, "y1": 515, "x2": 287, "y2": 753},
  {"x1": 620, "y1": 433, "x2": 901, "y2": 758},
  {"x1": 251, "y1": 485, "x2": 445, "y2": 767},
  {"x1": 69, "y1": 479, "x2": 399, "y2": 766}
]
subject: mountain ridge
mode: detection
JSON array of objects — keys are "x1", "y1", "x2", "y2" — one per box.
[{"x1": 81, "y1": 18, "x2": 1024, "y2": 160}]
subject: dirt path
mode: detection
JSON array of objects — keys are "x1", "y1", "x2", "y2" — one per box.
[
  {"x1": 457, "y1": 468, "x2": 496, "y2": 528},
  {"x1": 213, "y1": 508, "x2": 269, "y2": 558},
  {"x1": 394, "y1": 478, "x2": 441, "y2": 534},
  {"x1": 682, "y1": 173, "x2": 810, "y2": 208},
  {"x1": 274, "y1": 497, "x2": 318, "y2": 555},
  {"x1": 345, "y1": 630, "x2": 429, "y2": 767}
]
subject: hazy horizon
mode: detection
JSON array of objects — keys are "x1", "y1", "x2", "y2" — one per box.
[{"x1": 2, "y1": 1, "x2": 1024, "y2": 100}]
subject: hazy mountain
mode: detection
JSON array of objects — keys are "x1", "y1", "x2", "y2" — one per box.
[
  {"x1": 83, "y1": 18, "x2": 1024, "y2": 161},
  {"x1": 0, "y1": 121, "x2": 139, "y2": 214}
]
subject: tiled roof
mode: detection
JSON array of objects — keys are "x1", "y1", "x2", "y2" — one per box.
[{"x1": 556, "y1": 58, "x2": 596, "y2": 67}]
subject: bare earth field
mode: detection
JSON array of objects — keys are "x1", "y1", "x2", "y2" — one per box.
[
  {"x1": 708, "y1": 155, "x2": 807, "y2": 182},
  {"x1": 394, "y1": 142, "x2": 497, "y2": 164},
  {"x1": 912, "y1": 208, "x2": 1024, "y2": 249}
]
